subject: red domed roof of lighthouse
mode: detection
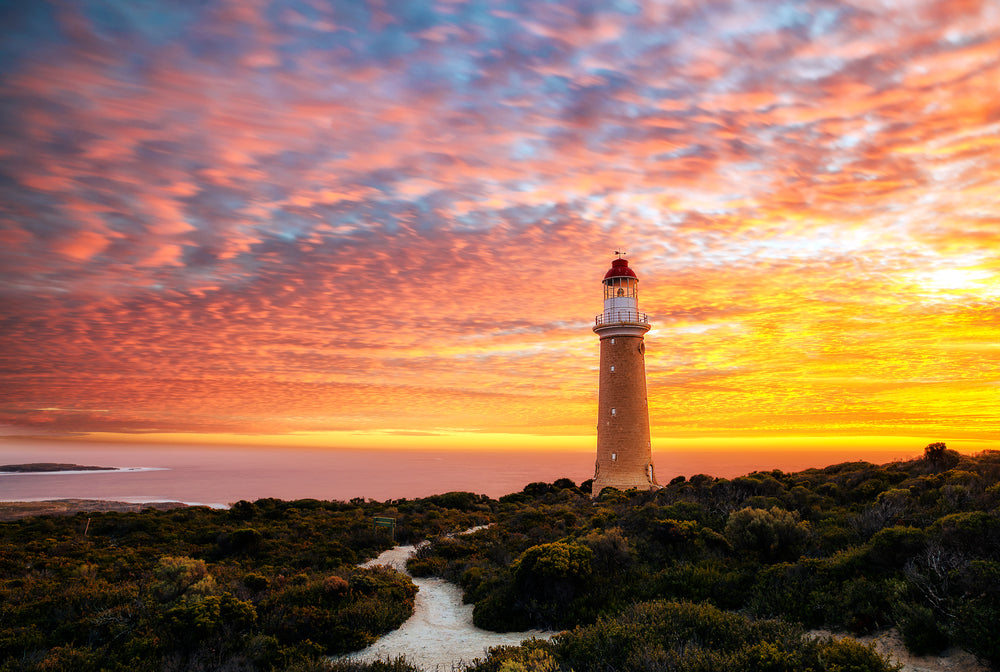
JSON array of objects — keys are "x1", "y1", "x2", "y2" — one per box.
[{"x1": 604, "y1": 257, "x2": 637, "y2": 280}]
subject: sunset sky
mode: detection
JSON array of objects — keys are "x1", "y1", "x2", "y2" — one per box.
[{"x1": 1, "y1": 0, "x2": 998, "y2": 455}]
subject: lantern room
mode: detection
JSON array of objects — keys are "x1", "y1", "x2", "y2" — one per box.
[
  {"x1": 604, "y1": 273, "x2": 638, "y2": 302},
  {"x1": 596, "y1": 255, "x2": 648, "y2": 330},
  {"x1": 603, "y1": 258, "x2": 638, "y2": 300}
]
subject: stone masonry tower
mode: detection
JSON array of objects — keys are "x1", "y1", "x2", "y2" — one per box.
[{"x1": 592, "y1": 253, "x2": 658, "y2": 496}]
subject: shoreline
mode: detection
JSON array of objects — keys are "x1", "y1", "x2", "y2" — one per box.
[
  {"x1": 0, "y1": 466, "x2": 169, "y2": 476},
  {"x1": 0, "y1": 498, "x2": 228, "y2": 521}
]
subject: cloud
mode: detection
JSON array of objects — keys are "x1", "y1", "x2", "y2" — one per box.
[
  {"x1": 51, "y1": 230, "x2": 112, "y2": 261},
  {"x1": 0, "y1": 0, "x2": 997, "y2": 444}
]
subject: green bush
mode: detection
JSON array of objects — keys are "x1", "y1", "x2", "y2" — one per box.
[
  {"x1": 242, "y1": 572, "x2": 270, "y2": 592},
  {"x1": 218, "y1": 527, "x2": 263, "y2": 555},
  {"x1": 950, "y1": 560, "x2": 1000, "y2": 665},
  {"x1": 512, "y1": 542, "x2": 592, "y2": 586},
  {"x1": 864, "y1": 526, "x2": 926, "y2": 569},
  {"x1": 652, "y1": 561, "x2": 750, "y2": 609},
  {"x1": 895, "y1": 602, "x2": 949, "y2": 655},
  {"x1": 472, "y1": 582, "x2": 533, "y2": 632},
  {"x1": 326, "y1": 657, "x2": 424, "y2": 672},
  {"x1": 545, "y1": 600, "x2": 900, "y2": 672},
  {"x1": 724, "y1": 507, "x2": 809, "y2": 562},
  {"x1": 932, "y1": 511, "x2": 1000, "y2": 555},
  {"x1": 405, "y1": 556, "x2": 446, "y2": 577},
  {"x1": 579, "y1": 527, "x2": 631, "y2": 574},
  {"x1": 953, "y1": 597, "x2": 1000, "y2": 666}
]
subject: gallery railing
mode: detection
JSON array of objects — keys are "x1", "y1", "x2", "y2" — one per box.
[{"x1": 594, "y1": 311, "x2": 649, "y2": 326}]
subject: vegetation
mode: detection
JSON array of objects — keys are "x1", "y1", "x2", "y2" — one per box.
[
  {"x1": 468, "y1": 601, "x2": 900, "y2": 672},
  {"x1": 410, "y1": 446, "x2": 1000, "y2": 670},
  {"x1": 3, "y1": 444, "x2": 999, "y2": 671},
  {"x1": 0, "y1": 495, "x2": 490, "y2": 671}
]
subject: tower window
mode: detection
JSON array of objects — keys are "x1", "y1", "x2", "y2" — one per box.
[
  {"x1": 610, "y1": 338, "x2": 615, "y2": 344},
  {"x1": 611, "y1": 453, "x2": 617, "y2": 461},
  {"x1": 611, "y1": 408, "x2": 616, "y2": 416},
  {"x1": 610, "y1": 365, "x2": 615, "y2": 372}
]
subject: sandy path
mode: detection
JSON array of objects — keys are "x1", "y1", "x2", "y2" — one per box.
[
  {"x1": 342, "y1": 542, "x2": 987, "y2": 672},
  {"x1": 338, "y1": 542, "x2": 555, "y2": 671}
]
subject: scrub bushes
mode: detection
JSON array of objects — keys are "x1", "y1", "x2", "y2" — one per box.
[
  {"x1": 465, "y1": 600, "x2": 899, "y2": 672},
  {"x1": 416, "y1": 450, "x2": 1000, "y2": 664},
  {"x1": 5, "y1": 450, "x2": 1000, "y2": 670},
  {"x1": 0, "y1": 496, "x2": 479, "y2": 671}
]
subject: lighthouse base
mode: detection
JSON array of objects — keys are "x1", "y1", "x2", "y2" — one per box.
[{"x1": 592, "y1": 471, "x2": 659, "y2": 497}]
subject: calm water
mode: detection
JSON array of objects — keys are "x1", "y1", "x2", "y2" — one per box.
[{"x1": 1, "y1": 440, "x2": 924, "y2": 507}]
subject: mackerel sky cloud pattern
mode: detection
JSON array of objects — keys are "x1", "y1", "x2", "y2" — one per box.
[{"x1": 1, "y1": 0, "x2": 998, "y2": 447}]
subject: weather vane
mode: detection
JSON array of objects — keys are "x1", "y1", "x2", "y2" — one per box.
[{"x1": 614, "y1": 249, "x2": 627, "y2": 259}]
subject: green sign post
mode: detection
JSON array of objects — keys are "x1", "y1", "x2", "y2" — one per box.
[{"x1": 373, "y1": 516, "x2": 396, "y2": 541}]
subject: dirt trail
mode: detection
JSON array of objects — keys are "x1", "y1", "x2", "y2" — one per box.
[
  {"x1": 338, "y1": 542, "x2": 555, "y2": 671},
  {"x1": 343, "y1": 543, "x2": 987, "y2": 672}
]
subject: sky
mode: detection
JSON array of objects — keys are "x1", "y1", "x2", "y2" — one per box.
[{"x1": 1, "y1": 0, "x2": 998, "y2": 456}]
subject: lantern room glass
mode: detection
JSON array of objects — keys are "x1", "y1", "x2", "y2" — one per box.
[{"x1": 603, "y1": 276, "x2": 637, "y2": 300}]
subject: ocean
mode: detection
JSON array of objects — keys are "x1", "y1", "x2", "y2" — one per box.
[{"x1": 1, "y1": 439, "x2": 926, "y2": 507}]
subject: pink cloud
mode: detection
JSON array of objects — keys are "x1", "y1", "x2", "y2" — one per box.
[
  {"x1": 50, "y1": 230, "x2": 111, "y2": 262},
  {"x1": 137, "y1": 244, "x2": 186, "y2": 268}
]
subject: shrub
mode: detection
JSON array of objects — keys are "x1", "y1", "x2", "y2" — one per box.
[
  {"x1": 242, "y1": 572, "x2": 270, "y2": 592},
  {"x1": 546, "y1": 600, "x2": 900, "y2": 672},
  {"x1": 864, "y1": 526, "x2": 926, "y2": 570},
  {"x1": 724, "y1": 507, "x2": 809, "y2": 562},
  {"x1": 950, "y1": 560, "x2": 1000, "y2": 665},
  {"x1": 323, "y1": 575, "x2": 350, "y2": 598},
  {"x1": 405, "y1": 557, "x2": 446, "y2": 577},
  {"x1": 811, "y1": 636, "x2": 902, "y2": 672},
  {"x1": 152, "y1": 556, "x2": 210, "y2": 601},
  {"x1": 472, "y1": 583, "x2": 533, "y2": 632},
  {"x1": 496, "y1": 648, "x2": 560, "y2": 672},
  {"x1": 325, "y1": 658, "x2": 424, "y2": 672},
  {"x1": 465, "y1": 642, "x2": 559, "y2": 672},
  {"x1": 579, "y1": 528, "x2": 631, "y2": 574},
  {"x1": 512, "y1": 542, "x2": 592, "y2": 586},
  {"x1": 953, "y1": 597, "x2": 1000, "y2": 666},
  {"x1": 924, "y1": 442, "x2": 947, "y2": 463},
  {"x1": 219, "y1": 527, "x2": 263, "y2": 555},
  {"x1": 895, "y1": 602, "x2": 949, "y2": 655},
  {"x1": 229, "y1": 500, "x2": 258, "y2": 520},
  {"x1": 652, "y1": 561, "x2": 749, "y2": 609},
  {"x1": 932, "y1": 511, "x2": 1000, "y2": 556},
  {"x1": 507, "y1": 541, "x2": 594, "y2": 626},
  {"x1": 425, "y1": 491, "x2": 489, "y2": 511}
]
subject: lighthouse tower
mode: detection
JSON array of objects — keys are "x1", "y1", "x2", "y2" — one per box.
[{"x1": 592, "y1": 253, "x2": 658, "y2": 496}]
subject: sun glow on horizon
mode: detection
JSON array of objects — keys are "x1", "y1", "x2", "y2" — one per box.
[{"x1": 18, "y1": 431, "x2": 994, "y2": 462}]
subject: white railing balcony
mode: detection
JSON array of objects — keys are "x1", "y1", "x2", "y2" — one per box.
[{"x1": 594, "y1": 310, "x2": 649, "y2": 327}]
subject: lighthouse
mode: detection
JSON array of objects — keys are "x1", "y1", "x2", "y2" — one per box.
[{"x1": 592, "y1": 252, "x2": 658, "y2": 496}]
